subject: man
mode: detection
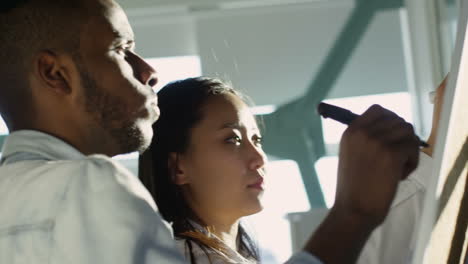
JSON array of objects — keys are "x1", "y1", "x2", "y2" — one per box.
[{"x1": 0, "y1": 0, "x2": 421, "y2": 263}]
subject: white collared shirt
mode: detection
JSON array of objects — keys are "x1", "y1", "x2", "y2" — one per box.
[
  {"x1": 0, "y1": 130, "x2": 322, "y2": 264},
  {"x1": 0, "y1": 130, "x2": 186, "y2": 264},
  {"x1": 357, "y1": 152, "x2": 433, "y2": 264}
]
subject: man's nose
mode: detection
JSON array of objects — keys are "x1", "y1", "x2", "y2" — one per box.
[
  {"x1": 128, "y1": 52, "x2": 158, "y2": 88},
  {"x1": 140, "y1": 64, "x2": 158, "y2": 88}
]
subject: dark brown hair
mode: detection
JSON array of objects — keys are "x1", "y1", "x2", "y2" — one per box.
[{"x1": 139, "y1": 77, "x2": 259, "y2": 263}]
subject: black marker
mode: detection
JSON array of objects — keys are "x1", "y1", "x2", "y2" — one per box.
[{"x1": 317, "y1": 102, "x2": 429, "y2": 148}]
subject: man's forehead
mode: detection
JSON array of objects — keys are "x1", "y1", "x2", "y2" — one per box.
[
  {"x1": 105, "y1": 3, "x2": 134, "y2": 39},
  {"x1": 84, "y1": 0, "x2": 134, "y2": 40},
  {"x1": 111, "y1": 27, "x2": 134, "y2": 41}
]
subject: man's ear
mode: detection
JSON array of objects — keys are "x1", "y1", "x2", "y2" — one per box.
[
  {"x1": 34, "y1": 50, "x2": 73, "y2": 95},
  {"x1": 168, "y1": 152, "x2": 190, "y2": 185}
]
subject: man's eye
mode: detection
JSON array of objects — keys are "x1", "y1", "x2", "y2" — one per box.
[{"x1": 115, "y1": 45, "x2": 130, "y2": 55}]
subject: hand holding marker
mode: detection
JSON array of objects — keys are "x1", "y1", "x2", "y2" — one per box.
[{"x1": 317, "y1": 102, "x2": 429, "y2": 148}]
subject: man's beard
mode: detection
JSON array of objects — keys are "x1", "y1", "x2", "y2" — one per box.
[{"x1": 77, "y1": 65, "x2": 149, "y2": 155}]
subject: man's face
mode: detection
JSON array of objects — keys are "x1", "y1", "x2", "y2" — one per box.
[{"x1": 76, "y1": 0, "x2": 159, "y2": 155}]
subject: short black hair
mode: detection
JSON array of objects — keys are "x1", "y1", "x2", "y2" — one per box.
[{"x1": 0, "y1": 0, "x2": 86, "y2": 129}]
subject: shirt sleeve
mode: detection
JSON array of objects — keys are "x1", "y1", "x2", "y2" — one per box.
[
  {"x1": 51, "y1": 156, "x2": 187, "y2": 264},
  {"x1": 357, "y1": 152, "x2": 433, "y2": 264},
  {"x1": 285, "y1": 251, "x2": 324, "y2": 264}
]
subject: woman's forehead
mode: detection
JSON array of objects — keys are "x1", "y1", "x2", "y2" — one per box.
[{"x1": 200, "y1": 94, "x2": 259, "y2": 132}]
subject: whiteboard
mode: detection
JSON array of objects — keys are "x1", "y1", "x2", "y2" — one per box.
[{"x1": 412, "y1": 0, "x2": 468, "y2": 262}]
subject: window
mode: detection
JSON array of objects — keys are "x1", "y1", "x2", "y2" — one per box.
[
  {"x1": 0, "y1": 116, "x2": 9, "y2": 158},
  {"x1": 147, "y1": 55, "x2": 202, "y2": 92},
  {"x1": 0, "y1": 116, "x2": 8, "y2": 135}
]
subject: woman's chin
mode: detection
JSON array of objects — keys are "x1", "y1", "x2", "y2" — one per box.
[{"x1": 242, "y1": 201, "x2": 264, "y2": 217}]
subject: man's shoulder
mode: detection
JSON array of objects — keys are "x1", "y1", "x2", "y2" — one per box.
[
  {"x1": 0, "y1": 155, "x2": 131, "y2": 229},
  {"x1": 17, "y1": 154, "x2": 135, "y2": 190},
  {"x1": 56, "y1": 154, "x2": 146, "y2": 198},
  {"x1": 0, "y1": 154, "x2": 146, "y2": 207},
  {"x1": 77, "y1": 154, "x2": 157, "y2": 210},
  {"x1": 83, "y1": 154, "x2": 125, "y2": 171},
  {"x1": 79, "y1": 154, "x2": 135, "y2": 185},
  {"x1": 75, "y1": 153, "x2": 127, "y2": 173}
]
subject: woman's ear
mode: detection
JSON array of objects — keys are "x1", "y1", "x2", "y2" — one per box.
[{"x1": 168, "y1": 152, "x2": 190, "y2": 185}]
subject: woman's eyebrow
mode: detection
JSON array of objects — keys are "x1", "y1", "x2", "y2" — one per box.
[
  {"x1": 219, "y1": 123, "x2": 259, "y2": 133},
  {"x1": 219, "y1": 122, "x2": 243, "y2": 130}
]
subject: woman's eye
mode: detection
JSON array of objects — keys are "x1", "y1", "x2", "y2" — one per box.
[
  {"x1": 253, "y1": 136, "x2": 263, "y2": 146},
  {"x1": 226, "y1": 136, "x2": 242, "y2": 145}
]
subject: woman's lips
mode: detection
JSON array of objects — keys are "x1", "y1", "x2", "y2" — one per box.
[{"x1": 248, "y1": 178, "x2": 264, "y2": 190}]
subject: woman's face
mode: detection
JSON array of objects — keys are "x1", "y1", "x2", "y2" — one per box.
[{"x1": 175, "y1": 93, "x2": 267, "y2": 222}]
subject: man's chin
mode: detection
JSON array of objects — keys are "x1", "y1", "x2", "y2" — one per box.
[
  {"x1": 136, "y1": 138, "x2": 152, "y2": 154},
  {"x1": 110, "y1": 121, "x2": 153, "y2": 155},
  {"x1": 136, "y1": 122, "x2": 154, "y2": 153}
]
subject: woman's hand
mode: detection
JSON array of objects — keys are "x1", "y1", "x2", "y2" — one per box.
[{"x1": 422, "y1": 75, "x2": 448, "y2": 157}]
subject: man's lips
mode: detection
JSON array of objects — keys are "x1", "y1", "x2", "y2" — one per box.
[
  {"x1": 149, "y1": 97, "x2": 160, "y2": 121},
  {"x1": 151, "y1": 103, "x2": 160, "y2": 118}
]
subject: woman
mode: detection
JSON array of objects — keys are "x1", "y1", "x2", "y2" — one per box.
[
  {"x1": 139, "y1": 76, "x2": 446, "y2": 264},
  {"x1": 139, "y1": 77, "x2": 263, "y2": 263}
]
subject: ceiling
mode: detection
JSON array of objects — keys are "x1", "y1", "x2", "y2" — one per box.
[{"x1": 117, "y1": 0, "x2": 337, "y2": 12}]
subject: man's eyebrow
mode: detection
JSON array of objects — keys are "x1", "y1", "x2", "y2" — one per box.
[{"x1": 112, "y1": 30, "x2": 135, "y2": 42}]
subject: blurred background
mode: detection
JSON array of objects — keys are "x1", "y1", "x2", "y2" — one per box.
[{"x1": 0, "y1": 0, "x2": 461, "y2": 262}]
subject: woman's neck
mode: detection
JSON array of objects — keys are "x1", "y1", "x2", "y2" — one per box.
[
  {"x1": 210, "y1": 220, "x2": 240, "y2": 251},
  {"x1": 192, "y1": 211, "x2": 241, "y2": 251}
]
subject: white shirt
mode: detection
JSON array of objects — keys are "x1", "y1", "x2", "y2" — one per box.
[
  {"x1": 357, "y1": 152, "x2": 433, "y2": 264},
  {"x1": 0, "y1": 130, "x2": 321, "y2": 264}
]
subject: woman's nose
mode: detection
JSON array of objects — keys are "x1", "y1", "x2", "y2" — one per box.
[{"x1": 249, "y1": 145, "x2": 267, "y2": 171}]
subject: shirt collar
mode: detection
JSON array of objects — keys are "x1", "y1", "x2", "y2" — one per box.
[
  {"x1": 1, "y1": 130, "x2": 85, "y2": 162},
  {"x1": 187, "y1": 219, "x2": 251, "y2": 261}
]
